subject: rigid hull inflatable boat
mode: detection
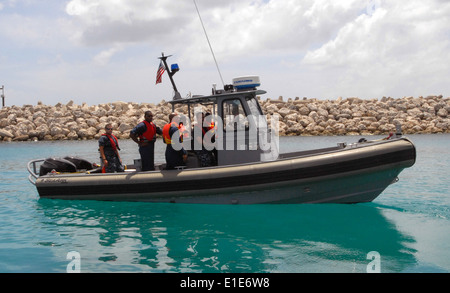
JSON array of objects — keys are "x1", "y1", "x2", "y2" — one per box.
[
  {"x1": 27, "y1": 55, "x2": 416, "y2": 204},
  {"x1": 28, "y1": 137, "x2": 415, "y2": 203}
]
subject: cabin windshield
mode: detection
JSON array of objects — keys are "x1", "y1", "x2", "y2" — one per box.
[
  {"x1": 220, "y1": 95, "x2": 266, "y2": 131},
  {"x1": 246, "y1": 96, "x2": 263, "y2": 117},
  {"x1": 223, "y1": 99, "x2": 246, "y2": 131},
  {"x1": 246, "y1": 96, "x2": 267, "y2": 130}
]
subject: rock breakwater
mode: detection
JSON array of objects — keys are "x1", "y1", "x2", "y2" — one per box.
[{"x1": 0, "y1": 95, "x2": 448, "y2": 142}]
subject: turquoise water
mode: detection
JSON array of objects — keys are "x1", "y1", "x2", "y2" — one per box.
[{"x1": 0, "y1": 134, "x2": 449, "y2": 273}]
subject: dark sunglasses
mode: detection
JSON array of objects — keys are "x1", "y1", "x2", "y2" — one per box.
[{"x1": 105, "y1": 128, "x2": 112, "y2": 130}]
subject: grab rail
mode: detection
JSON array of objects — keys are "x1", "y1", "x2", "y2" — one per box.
[{"x1": 27, "y1": 159, "x2": 45, "y2": 185}]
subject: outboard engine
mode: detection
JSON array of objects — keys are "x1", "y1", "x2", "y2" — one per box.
[{"x1": 39, "y1": 158, "x2": 77, "y2": 176}]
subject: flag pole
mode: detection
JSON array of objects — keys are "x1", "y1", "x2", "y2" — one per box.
[
  {"x1": 158, "y1": 53, "x2": 181, "y2": 100},
  {"x1": 1, "y1": 85, "x2": 4, "y2": 108}
]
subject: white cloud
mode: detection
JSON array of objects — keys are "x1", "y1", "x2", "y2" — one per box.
[
  {"x1": 301, "y1": 0, "x2": 450, "y2": 98},
  {"x1": 1, "y1": 0, "x2": 450, "y2": 106},
  {"x1": 65, "y1": 0, "x2": 194, "y2": 46},
  {"x1": 64, "y1": 0, "x2": 365, "y2": 60},
  {"x1": 303, "y1": 1, "x2": 450, "y2": 67},
  {"x1": 93, "y1": 45, "x2": 124, "y2": 66}
]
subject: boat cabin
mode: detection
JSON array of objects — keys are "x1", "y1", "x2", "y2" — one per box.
[{"x1": 168, "y1": 87, "x2": 278, "y2": 167}]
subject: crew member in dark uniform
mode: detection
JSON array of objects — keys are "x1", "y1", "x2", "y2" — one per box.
[
  {"x1": 130, "y1": 111, "x2": 162, "y2": 171},
  {"x1": 98, "y1": 123, "x2": 124, "y2": 173},
  {"x1": 163, "y1": 113, "x2": 187, "y2": 170}
]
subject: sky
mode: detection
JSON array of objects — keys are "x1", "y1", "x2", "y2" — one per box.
[{"x1": 1, "y1": 0, "x2": 449, "y2": 107}]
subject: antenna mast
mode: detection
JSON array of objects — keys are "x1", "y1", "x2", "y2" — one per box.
[{"x1": 193, "y1": 0, "x2": 225, "y2": 88}]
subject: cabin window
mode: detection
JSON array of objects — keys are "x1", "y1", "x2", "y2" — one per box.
[{"x1": 222, "y1": 99, "x2": 248, "y2": 131}]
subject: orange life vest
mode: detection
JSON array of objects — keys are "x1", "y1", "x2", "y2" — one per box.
[
  {"x1": 179, "y1": 123, "x2": 190, "y2": 139},
  {"x1": 101, "y1": 133, "x2": 120, "y2": 151},
  {"x1": 140, "y1": 120, "x2": 157, "y2": 142},
  {"x1": 162, "y1": 122, "x2": 179, "y2": 144}
]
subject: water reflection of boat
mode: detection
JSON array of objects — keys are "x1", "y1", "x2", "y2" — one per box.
[
  {"x1": 37, "y1": 201, "x2": 417, "y2": 272},
  {"x1": 27, "y1": 54, "x2": 416, "y2": 204}
]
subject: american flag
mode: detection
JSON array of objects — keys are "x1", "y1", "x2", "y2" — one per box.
[{"x1": 156, "y1": 61, "x2": 165, "y2": 84}]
